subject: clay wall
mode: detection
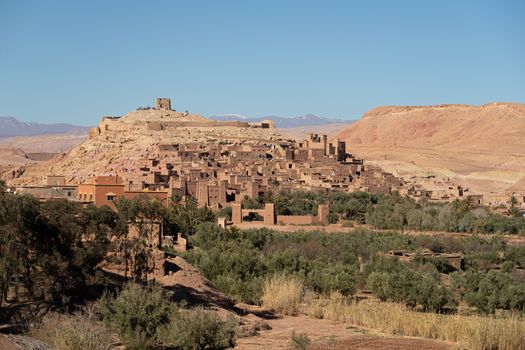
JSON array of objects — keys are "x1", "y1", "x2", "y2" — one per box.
[
  {"x1": 317, "y1": 204, "x2": 329, "y2": 224},
  {"x1": 93, "y1": 176, "x2": 123, "y2": 185},
  {"x1": 44, "y1": 175, "x2": 66, "y2": 186},
  {"x1": 276, "y1": 215, "x2": 314, "y2": 225},
  {"x1": 17, "y1": 186, "x2": 77, "y2": 200},
  {"x1": 123, "y1": 191, "x2": 169, "y2": 206},
  {"x1": 232, "y1": 203, "x2": 242, "y2": 224}
]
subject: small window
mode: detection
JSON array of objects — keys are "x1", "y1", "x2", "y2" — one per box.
[
  {"x1": 107, "y1": 195, "x2": 115, "y2": 202},
  {"x1": 67, "y1": 191, "x2": 72, "y2": 197},
  {"x1": 89, "y1": 194, "x2": 93, "y2": 201}
]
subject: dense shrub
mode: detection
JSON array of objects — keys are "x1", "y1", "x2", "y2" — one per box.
[
  {"x1": 97, "y1": 283, "x2": 172, "y2": 349},
  {"x1": 367, "y1": 269, "x2": 455, "y2": 312},
  {"x1": 187, "y1": 224, "x2": 525, "y2": 312},
  {"x1": 157, "y1": 308, "x2": 237, "y2": 350},
  {"x1": 97, "y1": 282, "x2": 239, "y2": 350},
  {"x1": 451, "y1": 270, "x2": 525, "y2": 313},
  {"x1": 306, "y1": 260, "x2": 358, "y2": 295}
]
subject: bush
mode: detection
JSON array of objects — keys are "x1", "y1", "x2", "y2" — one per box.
[
  {"x1": 32, "y1": 312, "x2": 112, "y2": 350},
  {"x1": 451, "y1": 270, "x2": 525, "y2": 313},
  {"x1": 261, "y1": 274, "x2": 304, "y2": 316},
  {"x1": 306, "y1": 260, "x2": 358, "y2": 295},
  {"x1": 289, "y1": 330, "x2": 311, "y2": 350},
  {"x1": 97, "y1": 282, "x2": 171, "y2": 349},
  {"x1": 367, "y1": 269, "x2": 456, "y2": 312},
  {"x1": 157, "y1": 307, "x2": 238, "y2": 350}
]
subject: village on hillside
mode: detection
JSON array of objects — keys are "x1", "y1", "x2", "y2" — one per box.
[{"x1": 9, "y1": 98, "x2": 509, "y2": 221}]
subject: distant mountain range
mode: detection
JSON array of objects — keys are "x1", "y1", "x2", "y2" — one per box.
[
  {"x1": 0, "y1": 114, "x2": 349, "y2": 137},
  {"x1": 0, "y1": 116, "x2": 90, "y2": 137},
  {"x1": 210, "y1": 114, "x2": 349, "y2": 128}
]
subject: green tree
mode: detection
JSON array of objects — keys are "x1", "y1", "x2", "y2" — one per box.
[
  {"x1": 115, "y1": 195, "x2": 166, "y2": 281},
  {"x1": 167, "y1": 197, "x2": 215, "y2": 237}
]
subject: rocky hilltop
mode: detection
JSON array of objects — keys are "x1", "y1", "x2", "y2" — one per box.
[
  {"x1": 6, "y1": 108, "x2": 282, "y2": 185},
  {"x1": 335, "y1": 102, "x2": 525, "y2": 194}
]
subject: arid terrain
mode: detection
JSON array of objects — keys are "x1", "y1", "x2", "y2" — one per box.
[
  {"x1": 335, "y1": 102, "x2": 525, "y2": 196},
  {"x1": 0, "y1": 132, "x2": 87, "y2": 154},
  {"x1": 235, "y1": 316, "x2": 453, "y2": 350},
  {"x1": 3, "y1": 108, "x2": 282, "y2": 185},
  {"x1": 279, "y1": 122, "x2": 353, "y2": 141}
]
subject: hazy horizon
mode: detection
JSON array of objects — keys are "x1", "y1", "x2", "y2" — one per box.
[{"x1": 1, "y1": 0, "x2": 524, "y2": 125}]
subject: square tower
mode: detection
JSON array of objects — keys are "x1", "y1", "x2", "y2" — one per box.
[{"x1": 156, "y1": 98, "x2": 172, "y2": 110}]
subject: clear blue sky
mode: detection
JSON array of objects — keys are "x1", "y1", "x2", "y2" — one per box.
[{"x1": 1, "y1": 0, "x2": 524, "y2": 125}]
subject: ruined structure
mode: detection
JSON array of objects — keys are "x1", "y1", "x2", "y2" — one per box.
[
  {"x1": 230, "y1": 203, "x2": 329, "y2": 226},
  {"x1": 386, "y1": 249, "x2": 463, "y2": 271},
  {"x1": 156, "y1": 98, "x2": 172, "y2": 110}
]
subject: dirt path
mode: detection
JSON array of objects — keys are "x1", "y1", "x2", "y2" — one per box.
[{"x1": 235, "y1": 316, "x2": 453, "y2": 350}]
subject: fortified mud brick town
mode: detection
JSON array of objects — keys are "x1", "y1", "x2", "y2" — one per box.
[{"x1": 14, "y1": 98, "x2": 480, "y2": 217}]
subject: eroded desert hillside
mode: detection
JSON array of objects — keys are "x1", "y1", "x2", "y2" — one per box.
[{"x1": 335, "y1": 102, "x2": 525, "y2": 195}]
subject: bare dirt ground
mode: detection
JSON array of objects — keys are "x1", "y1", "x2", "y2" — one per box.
[
  {"x1": 235, "y1": 315, "x2": 453, "y2": 350},
  {"x1": 0, "y1": 335, "x2": 20, "y2": 350}
]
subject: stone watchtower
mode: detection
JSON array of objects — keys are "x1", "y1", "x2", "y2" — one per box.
[{"x1": 156, "y1": 98, "x2": 172, "y2": 111}]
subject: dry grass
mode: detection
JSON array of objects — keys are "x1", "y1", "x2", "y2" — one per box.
[
  {"x1": 261, "y1": 274, "x2": 304, "y2": 316},
  {"x1": 32, "y1": 311, "x2": 112, "y2": 350},
  {"x1": 304, "y1": 292, "x2": 525, "y2": 350}
]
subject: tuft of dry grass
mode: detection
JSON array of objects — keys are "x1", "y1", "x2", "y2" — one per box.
[
  {"x1": 304, "y1": 293, "x2": 525, "y2": 350},
  {"x1": 32, "y1": 311, "x2": 112, "y2": 350},
  {"x1": 261, "y1": 274, "x2": 304, "y2": 316}
]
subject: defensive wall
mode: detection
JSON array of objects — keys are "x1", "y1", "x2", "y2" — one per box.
[{"x1": 231, "y1": 203, "x2": 329, "y2": 226}]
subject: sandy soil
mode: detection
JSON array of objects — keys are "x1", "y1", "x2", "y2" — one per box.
[
  {"x1": 335, "y1": 103, "x2": 525, "y2": 196},
  {"x1": 0, "y1": 335, "x2": 21, "y2": 350},
  {"x1": 235, "y1": 316, "x2": 453, "y2": 350},
  {"x1": 0, "y1": 133, "x2": 87, "y2": 153}
]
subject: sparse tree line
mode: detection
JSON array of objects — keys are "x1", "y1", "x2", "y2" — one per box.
[{"x1": 239, "y1": 190, "x2": 525, "y2": 234}]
